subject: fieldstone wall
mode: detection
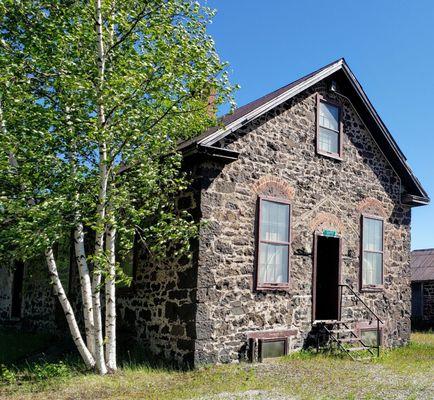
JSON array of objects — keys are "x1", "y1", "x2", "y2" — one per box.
[
  {"x1": 0, "y1": 258, "x2": 58, "y2": 331},
  {"x1": 21, "y1": 259, "x2": 58, "y2": 331},
  {"x1": 116, "y1": 169, "x2": 202, "y2": 367},
  {"x1": 194, "y1": 79, "x2": 412, "y2": 364}
]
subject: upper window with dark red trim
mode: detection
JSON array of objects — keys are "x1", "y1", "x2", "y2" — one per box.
[
  {"x1": 361, "y1": 215, "x2": 384, "y2": 287},
  {"x1": 256, "y1": 197, "x2": 291, "y2": 290},
  {"x1": 316, "y1": 96, "x2": 342, "y2": 159}
]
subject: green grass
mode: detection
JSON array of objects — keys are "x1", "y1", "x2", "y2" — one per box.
[{"x1": 0, "y1": 332, "x2": 433, "y2": 399}]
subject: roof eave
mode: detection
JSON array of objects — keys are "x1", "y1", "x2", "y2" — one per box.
[
  {"x1": 182, "y1": 143, "x2": 239, "y2": 164},
  {"x1": 402, "y1": 194, "x2": 430, "y2": 207}
]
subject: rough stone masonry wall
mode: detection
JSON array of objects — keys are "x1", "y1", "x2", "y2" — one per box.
[
  {"x1": 21, "y1": 258, "x2": 58, "y2": 332},
  {"x1": 194, "y1": 80, "x2": 412, "y2": 364},
  {"x1": 0, "y1": 258, "x2": 57, "y2": 331},
  {"x1": 116, "y1": 172, "x2": 202, "y2": 367}
]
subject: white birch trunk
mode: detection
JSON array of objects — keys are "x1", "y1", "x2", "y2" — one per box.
[
  {"x1": 92, "y1": 0, "x2": 108, "y2": 376},
  {"x1": 45, "y1": 247, "x2": 95, "y2": 368},
  {"x1": 66, "y1": 104, "x2": 96, "y2": 359},
  {"x1": 105, "y1": 223, "x2": 117, "y2": 371},
  {"x1": 74, "y1": 223, "x2": 96, "y2": 357}
]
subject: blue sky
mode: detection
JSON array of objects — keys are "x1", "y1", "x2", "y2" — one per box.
[{"x1": 207, "y1": 0, "x2": 434, "y2": 250}]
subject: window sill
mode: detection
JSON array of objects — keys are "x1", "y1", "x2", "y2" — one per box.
[
  {"x1": 317, "y1": 150, "x2": 342, "y2": 161},
  {"x1": 255, "y1": 284, "x2": 290, "y2": 292},
  {"x1": 360, "y1": 285, "x2": 384, "y2": 293}
]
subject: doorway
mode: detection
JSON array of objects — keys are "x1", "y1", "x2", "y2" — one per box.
[{"x1": 313, "y1": 235, "x2": 341, "y2": 321}]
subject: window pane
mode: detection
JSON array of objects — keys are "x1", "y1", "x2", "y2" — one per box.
[
  {"x1": 362, "y1": 252, "x2": 382, "y2": 285},
  {"x1": 258, "y1": 243, "x2": 288, "y2": 284},
  {"x1": 363, "y1": 218, "x2": 383, "y2": 252},
  {"x1": 320, "y1": 102, "x2": 339, "y2": 131},
  {"x1": 260, "y1": 200, "x2": 289, "y2": 242},
  {"x1": 361, "y1": 330, "x2": 379, "y2": 347},
  {"x1": 261, "y1": 340, "x2": 286, "y2": 359},
  {"x1": 318, "y1": 127, "x2": 339, "y2": 154}
]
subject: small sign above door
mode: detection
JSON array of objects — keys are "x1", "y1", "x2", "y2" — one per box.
[{"x1": 322, "y1": 229, "x2": 337, "y2": 237}]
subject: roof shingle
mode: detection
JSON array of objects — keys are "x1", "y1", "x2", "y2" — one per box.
[{"x1": 411, "y1": 249, "x2": 434, "y2": 281}]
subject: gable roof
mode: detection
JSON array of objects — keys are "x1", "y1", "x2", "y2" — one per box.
[
  {"x1": 179, "y1": 58, "x2": 429, "y2": 206},
  {"x1": 411, "y1": 249, "x2": 434, "y2": 281}
]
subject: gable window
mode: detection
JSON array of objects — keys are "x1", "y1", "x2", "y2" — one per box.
[
  {"x1": 256, "y1": 197, "x2": 291, "y2": 290},
  {"x1": 361, "y1": 216, "x2": 384, "y2": 288},
  {"x1": 317, "y1": 96, "x2": 342, "y2": 158}
]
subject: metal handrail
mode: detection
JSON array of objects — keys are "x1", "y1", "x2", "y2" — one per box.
[
  {"x1": 338, "y1": 284, "x2": 384, "y2": 324},
  {"x1": 338, "y1": 284, "x2": 382, "y2": 357}
]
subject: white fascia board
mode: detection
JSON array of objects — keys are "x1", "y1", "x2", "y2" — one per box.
[{"x1": 199, "y1": 60, "x2": 344, "y2": 147}]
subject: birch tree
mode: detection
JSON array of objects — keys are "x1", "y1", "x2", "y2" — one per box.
[{"x1": 0, "y1": 0, "x2": 235, "y2": 375}]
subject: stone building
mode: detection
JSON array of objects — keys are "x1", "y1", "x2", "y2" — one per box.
[
  {"x1": 410, "y1": 249, "x2": 434, "y2": 329},
  {"x1": 0, "y1": 59, "x2": 430, "y2": 365}
]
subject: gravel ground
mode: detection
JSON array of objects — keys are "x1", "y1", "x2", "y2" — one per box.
[{"x1": 197, "y1": 390, "x2": 294, "y2": 400}]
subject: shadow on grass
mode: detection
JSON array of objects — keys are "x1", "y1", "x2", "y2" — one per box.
[{"x1": 0, "y1": 327, "x2": 187, "y2": 386}]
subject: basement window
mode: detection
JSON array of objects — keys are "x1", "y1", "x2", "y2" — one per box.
[
  {"x1": 248, "y1": 330, "x2": 296, "y2": 362},
  {"x1": 259, "y1": 338, "x2": 288, "y2": 361},
  {"x1": 316, "y1": 95, "x2": 342, "y2": 159},
  {"x1": 360, "y1": 328, "x2": 382, "y2": 347}
]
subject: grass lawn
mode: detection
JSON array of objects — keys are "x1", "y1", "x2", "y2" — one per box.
[{"x1": 0, "y1": 332, "x2": 433, "y2": 400}]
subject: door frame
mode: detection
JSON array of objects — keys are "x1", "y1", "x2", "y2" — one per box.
[{"x1": 312, "y1": 233, "x2": 343, "y2": 322}]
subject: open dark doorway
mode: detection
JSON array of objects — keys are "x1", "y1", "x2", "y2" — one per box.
[
  {"x1": 313, "y1": 235, "x2": 341, "y2": 321},
  {"x1": 11, "y1": 261, "x2": 24, "y2": 319}
]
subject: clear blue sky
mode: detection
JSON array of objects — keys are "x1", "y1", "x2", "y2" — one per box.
[{"x1": 207, "y1": 0, "x2": 434, "y2": 250}]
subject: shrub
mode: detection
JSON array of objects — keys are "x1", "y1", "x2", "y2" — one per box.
[{"x1": 0, "y1": 365, "x2": 16, "y2": 384}]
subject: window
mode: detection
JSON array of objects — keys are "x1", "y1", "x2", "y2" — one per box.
[
  {"x1": 361, "y1": 216, "x2": 384, "y2": 287},
  {"x1": 247, "y1": 330, "x2": 295, "y2": 362},
  {"x1": 258, "y1": 339, "x2": 287, "y2": 361},
  {"x1": 360, "y1": 329, "x2": 381, "y2": 347},
  {"x1": 317, "y1": 96, "x2": 342, "y2": 158},
  {"x1": 257, "y1": 197, "x2": 291, "y2": 289}
]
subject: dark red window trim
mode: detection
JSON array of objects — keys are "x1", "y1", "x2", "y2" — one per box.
[
  {"x1": 247, "y1": 330, "x2": 296, "y2": 362},
  {"x1": 316, "y1": 94, "x2": 343, "y2": 160},
  {"x1": 360, "y1": 214, "x2": 385, "y2": 291},
  {"x1": 255, "y1": 195, "x2": 291, "y2": 291}
]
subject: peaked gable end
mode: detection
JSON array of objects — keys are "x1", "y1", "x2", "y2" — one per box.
[{"x1": 180, "y1": 59, "x2": 429, "y2": 206}]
